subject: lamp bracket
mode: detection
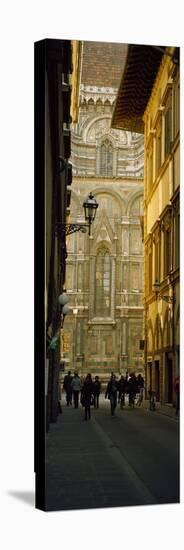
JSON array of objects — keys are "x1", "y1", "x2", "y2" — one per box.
[{"x1": 56, "y1": 222, "x2": 88, "y2": 236}]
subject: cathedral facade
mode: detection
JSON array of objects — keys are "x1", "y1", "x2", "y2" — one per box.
[{"x1": 63, "y1": 42, "x2": 145, "y2": 380}]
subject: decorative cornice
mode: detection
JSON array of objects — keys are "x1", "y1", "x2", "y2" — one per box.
[
  {"x1": 72, "y1": 175, "x2": 144, "y2": 184},
  {"x1": 80, "y1": 84, "x2": 117, "y2": 105}
]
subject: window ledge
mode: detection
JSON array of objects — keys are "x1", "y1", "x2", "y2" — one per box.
[{"x1": 88, "y1": 318, "x2": 116, "y2": 326}]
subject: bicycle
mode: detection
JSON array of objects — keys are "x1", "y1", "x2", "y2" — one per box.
[
  {"x1": 119, "y1": 393, "x2": 125, "y2": 409},
  {"x1": 149, "y1": 390, "x2": 156, "y2": 411}
]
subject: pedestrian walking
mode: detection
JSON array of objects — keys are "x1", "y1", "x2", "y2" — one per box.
[
  {"x1": 71, "y1": 372, "x2": 82, "y2": 408},
  {"x1": 128, "y1": 373, "x2": 137, "y2": 407},
  {"x1": 105, "y1": 373, "x2": 118, "y2": 416},
  {"x1": 81, "y1": 374, "x2": 94, "y2": 421},
  {"x1": 136, "y1": 374, "x2": 144, "y2": 406},
  {"x1": 63, "y1": 370, "x2": 73, "y2": 406},
  {"x1": 93, "y1": 376, "x2": 101, "y2": 408},
  {"x1": 118, "y1": 375, "x2": 126, "y2": 409}
]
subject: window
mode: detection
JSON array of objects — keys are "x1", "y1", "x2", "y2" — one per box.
[
  {"x1": 155, "y1": 239, "x2": 160, "y2": 283},
  {"x1": 147, "y1": 141, "x2": 153, "y2": 194},
  {"x1": 174, "y1": 77, "x2": 180, "y2": 137},
  {"x1": 174, "y1": 211, "x2": 180, "y2": 269},
  {"x1": 100, "y1": 140, "x2": 113, "y2": 177},
  {"x1": 165, "y1": 227, "x2": 171, "y2": 276},
  {"x1": 164, "y1": 90, "x2": 172, "y2": 158},
  {"x1": 148, "y1": 249, "x2": 152, "y2": 294},
  {"x1": 155, "y1": 117, "x2": 162, "y2": 176},
  {"x1": 95, "y1": 249, "x2": 111, "y2": 316}
]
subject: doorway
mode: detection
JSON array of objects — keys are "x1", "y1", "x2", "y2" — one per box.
[
  {"x1": 166, "y1": 357, "x2": 173, "y2": 403},
  {"x1": 155, "y1": 360, "x2": 160, "y2": 401},
  {"x1": 147, "y1": 362, "x2": 152, "y2": 394}
]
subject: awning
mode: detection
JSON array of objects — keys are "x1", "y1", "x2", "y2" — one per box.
[{"x1": 111, "y1": 44, "x2": 166, "y2": 133}]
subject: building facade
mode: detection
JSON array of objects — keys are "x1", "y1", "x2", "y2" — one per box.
[
  {"x1": 44, "y1": 39, "x2": 74, "y2": 428},
  {"x1": 112, "y1": 45, "x2": 180, "y2": 404},
  {"x1": 143, "y1": 47, "x2": 180, "y2": 404},
  {"x1": 63, "y1": 42, "x2": 145, "y2": 380}
]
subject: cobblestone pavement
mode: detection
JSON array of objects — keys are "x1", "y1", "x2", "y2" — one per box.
[{"x1": 45, "y1": 396, "x2": 179, "y2": 512}]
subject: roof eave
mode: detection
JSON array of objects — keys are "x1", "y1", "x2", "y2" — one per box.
[{"x1": 111, "y1": 44, "x2": 165, "y2": 134}]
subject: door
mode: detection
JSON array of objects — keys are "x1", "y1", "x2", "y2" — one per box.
[
  {"x1": 147, "y1": 362, "x2": 152, "y2": 394},
  {"x1": 167, "y1": 357, "x2": 173, "y2": 403},
  {"x1": 155, "y1": 360, "x2": 160, "y2": 401}
]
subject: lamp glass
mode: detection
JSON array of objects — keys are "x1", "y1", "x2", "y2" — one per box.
[
  {"x1": 62, "y1": 305, "x2": 71, "y2": 315},
  {"x1": 83, "y1": 193, "x2": 98, "y2": 223},
  {"x1": 58, "y1": 292, "x2": 69, "y2": 306}
]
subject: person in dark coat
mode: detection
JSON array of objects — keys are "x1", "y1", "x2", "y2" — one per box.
[
  {"x1": 63, "y1": 371, "x2": 73, "y2": 406},
  {"x1": 136, "y1": 374, "x2": 144, "y2": 406},
  {"x1": 93, "y1": 376, "x2": 101, "y2": 408},
  {"x1": 105, "y1": 374, "x2": 118, "y2": 416},
  {"x1": 81, "y1": 374, "x2": 94, "y2": 421},
  {"x1": 118, "y1": 375, "x2": 126, "y2": 408},
  {"x1": 128, "y1": 373, "x2": 137, "y2": 407}
]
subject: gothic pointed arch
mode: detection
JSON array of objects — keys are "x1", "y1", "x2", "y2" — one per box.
[
  {"x1": 93, "y1": 186, "x2": 125, "y2": 215},
  {"x1": 84, "y1": 115, "x2": 112, "y2": 142},
  {"x1": 104, "y1": 99, "x2": 111, "y2": 106},
  {"x1": 127, "y1": 191, "x2": 144, "y2": 217},
  {"x1": 92, "y1": 212, "x2": 115, "y2": 255}
]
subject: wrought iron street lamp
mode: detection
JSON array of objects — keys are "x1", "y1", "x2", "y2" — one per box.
[
  {"x1": 58, "y1": 292, "x2": 71, "y2": 328},
  {"x1": 83, "y1": 192, "x2": 98, "y2": 235},
  {"x1": 56, "y1": 192, "x2": 98, "y2": 236}
]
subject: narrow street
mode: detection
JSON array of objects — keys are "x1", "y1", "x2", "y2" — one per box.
[
  {"x1": 45, "y1": 397, "x2": 179, "y2": 511},
  {"x1": 42, "y1": 41, "x2": 180, "y2": 516}
]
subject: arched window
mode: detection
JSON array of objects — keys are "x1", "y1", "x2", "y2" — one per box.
[
  {"x1": 95, "y1": 249, "x2": 111, "y2": 316},
  {"x1": 100, "y1": 139, "x2": 113, "y2": 177}
]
